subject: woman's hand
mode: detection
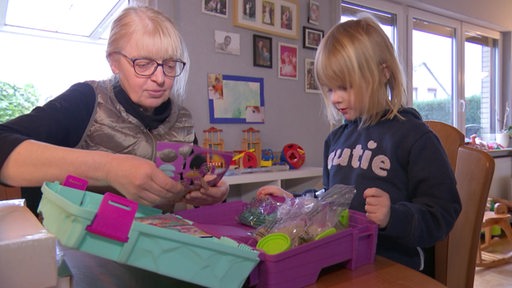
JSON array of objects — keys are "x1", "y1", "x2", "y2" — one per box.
[
  {"x1": 105, "y1": 154, "x2": 186, "y2": 207},
  {"x1": 363, "y1": 187, "x2": 391, "y2": 228}
]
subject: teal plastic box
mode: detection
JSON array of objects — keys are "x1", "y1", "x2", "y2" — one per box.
[{"x1": 38, "y1": 181, "x2": 260, "y2": 288}]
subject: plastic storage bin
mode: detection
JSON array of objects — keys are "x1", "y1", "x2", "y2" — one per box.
[
  {"x1": 39, "y1": 181, "x2": 377, "y2": 288},
  {"x1": 177, "y1": 201, "x2": 378, "y2": 288},
  {"x1": 38, "y1": 181, "x2": 260, "y2": 288}
]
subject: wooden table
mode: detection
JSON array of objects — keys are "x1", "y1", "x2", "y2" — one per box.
[{"x1": 61, "y1": 246, "x2": 445, "y2": 288}]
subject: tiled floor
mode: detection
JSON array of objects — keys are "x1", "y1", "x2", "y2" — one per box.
[{"x1": 474, "y1": 237, "x2": 512, "y2": 287}]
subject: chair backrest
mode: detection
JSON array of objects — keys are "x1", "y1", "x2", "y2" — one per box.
[
  {"x1": 425, "y1": 120, "x2": 465, "y2": 171},
  {"x1": 425, "y1": 121, "x2": 465, "y2": 284},
  {"x1": 445, "y1": 145, "x2": 495, "y2": 288}
]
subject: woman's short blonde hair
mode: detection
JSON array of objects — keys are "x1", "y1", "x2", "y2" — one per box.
[
  {"x1": 107, "y1": 6, "x2": 190, "y2": 103},
  {"x1": 314, "y1": 15, "x2": 405, "y2": 127}
]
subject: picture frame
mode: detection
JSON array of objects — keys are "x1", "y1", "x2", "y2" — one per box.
[
  {"x1": 253, "y1": 34, "x2": 272, "y2": 68},
  {"x1": 207, "y1": 74, "x2": 265, "y2": 124},
  {"x1": 308, "y1": 0, "x2": 320, "y2": 25},
  {"x1": 202, "y1": 0, "x2": 228, "y2": 18},
  {"x1": 233, "y1": 0, "x2": 299, "y2": 40},
  {"x1": 305, "y1": 58, "x2": 320, "y2": 93},
  {"x1": 278, "y1": 42, "x2": 298, "y2": 80},
  {"x1": 303, "y1": 26, "x2": 324, "y2": 50},
  {"x1": 214, "y1": 30, "x2": 241, "y2": 55}
]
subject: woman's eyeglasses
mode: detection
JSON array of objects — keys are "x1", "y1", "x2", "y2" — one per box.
[{"x1": 113, "y1": 51, "x2": 186, "y2": 78}]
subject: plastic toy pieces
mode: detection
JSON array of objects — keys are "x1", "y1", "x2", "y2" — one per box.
[
  {"x1": 155, "y1": 141, "x2": 233, "y2": 188},
  {"x1": 281, "y1": 143, "x2": 306, "y2": 169}
]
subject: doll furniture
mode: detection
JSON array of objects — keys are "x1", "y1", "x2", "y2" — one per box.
[
  {"x1": 477, "y1": 202, "x2": 512, "y2": 267},
  {"x1": 241, "y1": 127, "x2": 261, "y2": 167}
]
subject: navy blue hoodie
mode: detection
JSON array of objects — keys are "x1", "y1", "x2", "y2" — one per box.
[{"x1": 323, "y1": 107, "x2": 461, "y2": 273}]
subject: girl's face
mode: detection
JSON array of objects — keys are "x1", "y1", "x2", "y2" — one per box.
[
  {"x1": 110, "y1": 46, "x2": 175, "y2": 113},
  {"x1": 329, "y1": 87, "x2": 359, "y2": 121}
]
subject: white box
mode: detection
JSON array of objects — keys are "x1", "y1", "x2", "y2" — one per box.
[{"x1": 0, "y1": 199, "x2": 57, "y2": 288}]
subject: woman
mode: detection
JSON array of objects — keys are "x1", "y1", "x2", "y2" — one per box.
[{"x1": 0, "y1": 6, "x2": 228, "y2": 214}]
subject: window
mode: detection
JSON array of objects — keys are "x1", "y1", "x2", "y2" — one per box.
[
  {"x1": 0, "y1": 0, "x2": 128, "y2": 108},
  {"x1": 340, "y1": 1, "x2": 502, "y2": 140},
  {"x1": 341, "y1": 1, "x2": 399, "y2": 47},
  {"x1": 409, "y1": 12, "x2": 458, "y2": 125},
  {"x1": 463, "y1": 25, "x2": 500, "y2": 137}
]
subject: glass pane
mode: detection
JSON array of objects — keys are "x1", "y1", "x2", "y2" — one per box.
[
  {"x1": 412, "y1": 19, "x2": 454, "y2": 124},
  {"x1": 5, "y1": 0, "x2": 123, "y2": 37},
  {"x1": 464, "y1": 33, "x2": 498, "y2": 139},
  {"x1": 340, "y1": 2, "x2": 397, "y2": 46}
]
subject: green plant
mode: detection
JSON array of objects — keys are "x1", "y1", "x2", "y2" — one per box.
[
  {"x1": 0, "y1": 81, "x2": 39, "y2": 123},
  {"x1": 506, "y1": 125, "x2": 512, "y2": 136}
]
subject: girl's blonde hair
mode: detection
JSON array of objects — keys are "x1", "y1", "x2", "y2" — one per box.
[
  {"x1": 314, "y1": 15, "x2": 405, "y2": 127},
  {"x1": 106, "y1": 6, "x2": 190, "y2": 103}
]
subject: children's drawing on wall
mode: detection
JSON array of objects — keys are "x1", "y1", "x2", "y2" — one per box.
[
  {"x1": 208, "y1": 73, "x2": 224, "y2": 100},
  {"x1": 207, "y1": 74, "x2": 265, "y2": 123},
  {"x1": 245, "y1": 105, "x2": 264, "y2": 122},
  {"x1": 214, "y1": 30, "x2": 240, "y2": 55}
]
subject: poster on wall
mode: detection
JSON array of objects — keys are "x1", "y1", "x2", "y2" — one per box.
[{"x1": 207, "y1": 73, "x2": 265, "y2": 124}]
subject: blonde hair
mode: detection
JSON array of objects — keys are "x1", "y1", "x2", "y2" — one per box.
[
  {"x1": 107, "y1": 6, "x2": 190, "y2": 103},
  {"x1": 314, "y1": 15, "x2": 405, "y2": 127}
]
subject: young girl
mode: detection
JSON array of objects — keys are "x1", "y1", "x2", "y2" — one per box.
[{"x1": 257, "y1": 15, "x2": 461, "y2": 277}]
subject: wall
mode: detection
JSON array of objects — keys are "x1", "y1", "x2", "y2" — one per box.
[
  {"x1": 157, "y1": 0, "x2": 333, "y2": 168},
  {"x1": 156, "y1": 0, "x2": 512, "y2": 169}
]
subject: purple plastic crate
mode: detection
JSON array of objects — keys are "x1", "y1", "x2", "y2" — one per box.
[{"x1": 177, "y1": 201, "x2": 377, "y2": 288}]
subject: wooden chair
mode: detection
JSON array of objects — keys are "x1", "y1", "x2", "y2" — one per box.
[
  {"x1": 425, "y1": 120, "x2": 465, "y2": 171},
  {"x1": 0, "y1": 184, "x2": 21, "y2": 201},
  {"x1": 424, "y1": 120, "x2": 465, "y2": 285},
  {"x1": 441, "y1": 145, "x2": 495, "y2": 287}
]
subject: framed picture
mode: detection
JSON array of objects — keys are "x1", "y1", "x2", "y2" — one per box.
[
  {"x1": 202, "y1": 0, "x2": 228, "y2": 18},
  {"x1": 278, "y1": 42, "x2": 298, "y2": 80},
  {"x1": 253, "y1": 34, "x2": 272, "y2": 68},
  {"x1": 305, "y1": 58, "x2": 320, "y2": 93},
  {"x1": 233, "y1": 0, "x2": 299, "y2": 40},
  {"x1": 308, "y1": 0, "x2": 320, "y2": 25},
  {"x1": 303, "y1": 26, "x2": 324, "y2": 50},
  {"x1": 214, "y1": 30, "x2": 241, "y2": 55},
  {"x1": 208, "y1": 74, "x2": 265, "y2": 124}
]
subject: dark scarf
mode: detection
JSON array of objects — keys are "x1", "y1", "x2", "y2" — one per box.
[{"x1": 113, "y1": 81, "x2": 171, "y2": 131}]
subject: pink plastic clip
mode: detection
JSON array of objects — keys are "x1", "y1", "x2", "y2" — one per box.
[
  {"x1": 86, "y1": 193, "x2": 138, "y2": 243},
  {"x1": 63, "y1": 175, "x2": 88, "y2": 190}
]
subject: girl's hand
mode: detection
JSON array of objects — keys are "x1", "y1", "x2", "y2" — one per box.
[
  {"x1": 183, "y1": 174, "x2": 229, "y2": 206},
  {"x1": 256, "y1": 185, "x2": 293, "y2": 199},
  {"x1": 363, "y1": 187, "x2": 391, "y2": 228}
]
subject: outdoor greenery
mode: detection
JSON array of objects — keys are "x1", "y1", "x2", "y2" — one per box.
[
  {"x1": 0, "y1": 81, "x2": 39, "y2": 123},
  {"x1": 415, "y1": 95, "x2": 481, "y2": 125}
]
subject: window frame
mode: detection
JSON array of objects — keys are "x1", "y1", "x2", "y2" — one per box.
[{"x1": 338, "y1": 1, "x2": 504, "y2": 137}]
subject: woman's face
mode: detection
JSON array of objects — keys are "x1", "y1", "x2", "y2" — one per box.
[{"x1": 110, "y1": 44, "x2": 174, "y2": 113}]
